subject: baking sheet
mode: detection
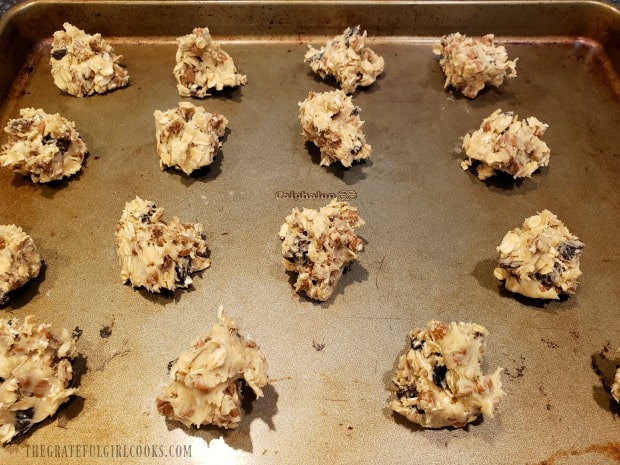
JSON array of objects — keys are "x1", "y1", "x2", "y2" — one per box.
[{"x1": 1, "y1": 1, "x2": 619, "y2": 464}]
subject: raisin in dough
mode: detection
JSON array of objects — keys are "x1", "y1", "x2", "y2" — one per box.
[
  {"x1": 299, "y1": 90, "x2": 371, "y2": 167},
  {"x1": 0, "y1": 315, "x2": 78, "y2": 443},
  {"x1": 461, "y1": 109, "x2": 550, "y2": 181},
  {"x1": 156, "y1": 307, "x2": 268, "y2": 429},
  {"x1": 115, "y1": 197, "x2": 210, "y2": 293},
  {"x1": 0, "y1": 108, "x2": 88, "y2": 183},
  {"x1": 154, "y1": 102, "x2": 228, "y2": 175},
  {"x1": 305, "y1": 26, "x2": 384, "y2": 94},
  {"x1": 279, "y1": 199, "x2": 364, "y2": 301},
  {"x1": 50, "y1": 22, "x2": 129, "y2": 97},
  {"x1": 494, "y1": 210, "x2": 584, "y2": 300},
  {"x1": 390, "y1": 321, "x2": 504, "y2": 429},
  {"x1": 174, "y1": 27, "x2": 247, "y2": 98},
  {"x1": 0, "y1": 225, "x2": 41, "y2": 305},
  {"x1": 433, "y1": 33, "x2": 517, "y2": 99}
]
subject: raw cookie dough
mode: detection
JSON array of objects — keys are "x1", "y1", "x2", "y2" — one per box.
[
  {"x1": 115, "y1": 196, "x2": 210, "y2": 293},
  {"x1": 0, "y1": 225, "x2": 41, "y2": 305},
  {"x1": 433, "y1": 32, "x2": 517, "y2": 99},
  {"x1": 299, "y1": 90, "x2": 371, "y2": 167},
  {"x1": 494, "y1": 210, "x2": 584, "y2": 300},
  {"x1": 390, "y1": 321, "x2": 504, "y2": 429},
  {"x1": 50, "y1": 22, "x2": 129, "y2": 97},
  {"x1": 304, "y1": 26, "x2": 384, "y2": 94},
  {"x1": 174, "y1": 27, "x2": 247, "y2": 98},
  {"x1": 0, "y1": 108, "x2": 88, "y2": 183},
  {"x1": 154, "y1": 102, "x2": 228, "y2": 175},
  {"x1": 156, "y1": 307, "x2": 268, "y2": 429},
  {"x1": 612, "y1": 349, "x2": 620, "y2": 403},
  {"x1": 0, "y1": 315, "x2": 78, "y2": 443},
  {"x1": 279, "y1": 199, "x2": 364, "y2": 301},
  {"x1": 461, "y1": 109, "x2": 550, "y2": 181}
]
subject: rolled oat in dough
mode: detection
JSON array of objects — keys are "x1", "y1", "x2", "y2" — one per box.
[
  {"x1": 0, "y1": 108, "x2": 88, "y2": 183},
  {"x1": 494, "y1": 210, "x2": 584, "y2": 300},
  {"x1": 304, "y1": 26, "x2": 384, "y2": 94},
  {"x1": 461, "y1": 109, "x2": 550, "y2": 181},
  {"x1": 279, "y1": 199, "x2": 364, "y2": 301},
  {"x1": 50, "y1": 22, "x2": 129, "y2": 97},
  {"x1": 115, "y1": 197, "x2": 210, "y2": 293},
  {"x1": 156, "y1": 307, "x2": 268, "y2": 429},
  {"x1": 299, "y1": 90, "x2": 371, "y2": 167},
  {"x1": 174, "y1": 27, "x2": 247, "y2": 98},
  {"x1": 433, "y1": 33, "x2": 517, "y2": 99},
  {"x1": 0, "y1": 225, "x2": 41, "y2": 305},
  {"x1": 0, "y1": 315, "x2": 78, "y2": 443},
  {"x1": 154, "y1": 102, "x2": 228, "y2": 175},
  {"x1": 390, "y1": 320, "x2": 504, "y2": 428}
]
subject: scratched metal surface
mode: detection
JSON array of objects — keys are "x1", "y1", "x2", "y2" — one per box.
[{"x1": 0, "y1": 1, "x2": 619, "y2": 464}]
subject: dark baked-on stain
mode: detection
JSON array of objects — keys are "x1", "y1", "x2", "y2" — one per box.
[
  {"x1": 72, "y1": 326, "x2": 83, "y2": 340},
  {"x1": 541, "y1": 338, "x2": 559, "y2": 349},
  {"x1": 312, "y1": 340, "x2": 325, "y2": 351},
  {"x1": 99, "y1": 326, "x2": 112, "y2": 338},
  {"x1": 505, "y1": 355, "x2": 526, "y2": 379},
  {"x1": 536, "y1": 442, "x2": 620, "y2": 465}
]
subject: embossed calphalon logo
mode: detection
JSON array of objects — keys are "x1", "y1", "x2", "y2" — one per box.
[
  {"x1": 275, "y1": 190, "x2": 358, "y2": 201},
  {"x1": 337, "y1": 190, "x2": 357, "y2": 201}
]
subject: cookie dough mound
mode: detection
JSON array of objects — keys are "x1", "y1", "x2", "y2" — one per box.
[
  {"x1": 0, "y1": 225, "x2": 41, "y2": 305},
  {"x1": 279, "y1": 199, "x2": 364, "y2": 301},
  {"x1": 433, "y1": 33, "x2": 517, "y2": 99},
  {"x1": 154, "y1": 102, "x2": 228, "y2": 175},
  {"x1": 299, "y1": 90, "x2": 371, "y2": 167},
  {"x1": 174, "y1": 27, "x2": 247, "y2": 98},
  {"x1": 304, "y1": 26, "x2": 384, "y2": 94},
  {"x1": 390, "y1": 321, "x2": 504, "y2": 429},
  {"x1": 156, "y1": 307, "x2": 268, "y2": 429},
  {"x1": 0, "y1": 315, "x2": 78, "y2": 443},
  {"x1": 461, "y1": 109, "x2": 550, "y2": 181},
  {"x1": 50, "y1": 22, "x2": 129, "y2": 97},
  {"x1": 0, "y1": 108, "x2": 88, "y2": 183},
  {"x1": 115, "y1": 197, "x2": 210, "y2": 293},
  {"x1": 494, "y1": 210, "x2": 584, "y2": 300}
]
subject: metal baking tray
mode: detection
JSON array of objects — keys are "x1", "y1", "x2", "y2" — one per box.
[{"x1": 1, "y1": 1, "x2": 619, "y2": 464}]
